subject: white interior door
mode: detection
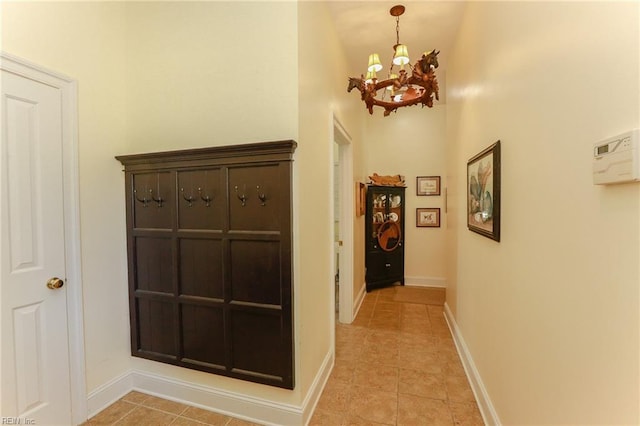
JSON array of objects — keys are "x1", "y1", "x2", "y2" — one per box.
[{"x1": 1, "y1": 69, "x2": 72, "y2": 424}]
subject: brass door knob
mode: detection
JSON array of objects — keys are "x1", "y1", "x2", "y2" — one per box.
[{"x1": 46, "y1": 277, "x2": 64, "y2": 290}]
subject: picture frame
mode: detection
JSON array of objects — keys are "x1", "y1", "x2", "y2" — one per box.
[
  {"x1": 416, "y1": 176, "x2": 441, "y2": 196},
  {"x1": 467, "y1": 140, "x2": 501, "y2": 241},
  {"x1": 355, "y1": 182, "x2": 366, "y2": 217},
  {"x1": 416, "y1": 208, "x2": 440, "y2": 228}
]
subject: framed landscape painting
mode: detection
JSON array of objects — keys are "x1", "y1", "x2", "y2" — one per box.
[{"x1": 467, "y1": 141, "x2": 501, "y2": 241}]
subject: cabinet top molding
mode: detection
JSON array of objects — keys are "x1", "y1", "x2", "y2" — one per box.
[{"x1": 116, "y1": 140, "x2": 297, "y2": 170}]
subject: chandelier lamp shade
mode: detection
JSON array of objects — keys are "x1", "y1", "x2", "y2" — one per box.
[{"x1": 347, "y1": 4, "x2": 440, "y2": 117}]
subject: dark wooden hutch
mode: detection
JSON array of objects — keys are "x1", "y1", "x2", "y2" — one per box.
[{"x1": 365, "y1": 185, "x2": 406, "y2": 291}]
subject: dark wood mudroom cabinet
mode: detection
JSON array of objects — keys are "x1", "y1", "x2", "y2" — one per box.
[
  {"x1": 116, "y1": 140, "x2": 296, "y2": 389},
  {"x1": 365, "y1": 185, "x2": 405, "y2": 292}
]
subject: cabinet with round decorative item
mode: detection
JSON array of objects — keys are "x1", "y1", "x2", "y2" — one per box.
[{"x1": 365, "y1": 185, "x2": 405, "y2": 292}]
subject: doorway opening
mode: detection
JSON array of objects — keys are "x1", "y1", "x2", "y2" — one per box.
[{"x1": 332, "y1": 117, "x2": 354, "y2": 324}]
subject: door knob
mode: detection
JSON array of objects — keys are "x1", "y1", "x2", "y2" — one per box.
[{"x1": 46, "y1": 277, "x2": 64, "y2": 290}]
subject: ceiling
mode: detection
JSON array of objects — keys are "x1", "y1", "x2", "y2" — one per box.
[{"x1": 326, "y1": 1, "x2": 467, "y2": 79}]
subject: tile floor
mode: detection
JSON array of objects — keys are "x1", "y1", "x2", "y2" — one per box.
[{"x1": 85, "y1": 286, "x2": 483, "y2": 426}]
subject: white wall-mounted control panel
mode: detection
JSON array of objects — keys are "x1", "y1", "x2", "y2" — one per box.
[{"x1": 593, "y1": 129, "x2": 639, "y2": 185}]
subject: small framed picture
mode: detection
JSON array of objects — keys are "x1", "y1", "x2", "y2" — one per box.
[
  {"x1": 416, "y1": 176, "x2": 441, "y2": 196},
  {"x1": 355, "y1": 182, "x2": 366, "y2": 217},
  {"x1": 416, "y1": 208, "x2": 440, "y2": 228}
]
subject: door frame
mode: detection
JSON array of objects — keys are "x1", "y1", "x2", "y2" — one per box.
[
  {"x1": 331, "y1": 115, "x2": 354, "y2": 324},
  {"x1": 1, "y1": 52, "x2": 87, "y2": 424}
]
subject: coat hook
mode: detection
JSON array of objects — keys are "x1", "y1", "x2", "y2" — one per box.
[
  {"x1": 151, "y1": 190, "x2": 164, "y2": 208},
  {"x1": 198, "y1": 187, "x2": 212, "y2": 207},
  {"x1": 134, "y1": 188, "x2": 152, "y2": 208},
  {"x1": 181, "y1": 187, "x2": 195, "y2": 207},
  {"x1": 256, "y1": 185, "x2": 267, "y2": 206},
  {"x1": 234, "y1": 185, "x2": 247, "y2": 207}
]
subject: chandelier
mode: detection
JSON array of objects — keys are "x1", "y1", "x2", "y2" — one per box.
[{"x1": 347, "y1": 4, "x2": 440, "y2": 117}]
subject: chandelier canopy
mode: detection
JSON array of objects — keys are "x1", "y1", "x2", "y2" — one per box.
[{"x1": 347, "y1": 4, "x2": 440, "y2": 117}]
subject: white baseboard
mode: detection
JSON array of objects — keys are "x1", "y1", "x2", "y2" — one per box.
[
  {"x1": 301, "y1": 350, "x2": 333, "y2": 425},
  {"x1": 404, "y1": 276, "x2": 446, "y2": 288},
  {"x1": 86, "y1": 370, "x2": 134, "y2": 418},
  {"x1": 443, "y1": 303, "x2": 500, "y2": 426},
  {"x1": 352, "y1": 282, "x2": 367, "y2": 320},
  {"x1": 85, "y1": 351, "x2": 335, "y2": 426}
]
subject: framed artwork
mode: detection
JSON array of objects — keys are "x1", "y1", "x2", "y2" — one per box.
[
  {"x1": 416, "y1": 208, "x2": 440, "y2": 228},
  {"x1": 467, "y1": 140, "x2": 501, "y2": 241},
  {"x1": 416, "y1": 176, "x2": 441, "y2": 196},
  {"x1": 355, "y1": 182, "x2": 366, "y2": 216}
]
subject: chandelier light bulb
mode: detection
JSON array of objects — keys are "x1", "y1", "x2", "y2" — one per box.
[
  {"x1": 393, "y1": 44, "x2": 410, "y2": 66},
  {"x1": 367, "y1": 53, "x2": 383, "y2": 73}
]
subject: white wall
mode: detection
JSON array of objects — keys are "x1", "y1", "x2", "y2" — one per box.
[
  {"x1": 446, "y1": 2, "x2": 640, "y2": 424},
  {"x1": 363, "y1": 106, "x2": 448, "y2": 287}
]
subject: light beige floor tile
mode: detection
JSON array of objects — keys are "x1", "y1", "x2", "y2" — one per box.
[
  {"x1": 141, "y1": 395, "x2": 189, "y2": 415},
  {"x1": 87, "y1": 400, "x2": 137, "y2": 425},
  {"x1": 330, "y1": 361, "x2": 356, "y2": 383},
  {"x1": 315, "y1": 378, "x2": 352, "y2": 413},
  {"x1": 121, "y1": 391, "x2": 151, "y2": 405},
  {"x1": 397, "y1": 394, "x2": 454, "y2": 426},
  {"x1": 116, "y1": 406, "x2": 177, "y2": 426},
  {"x1": 449, "y1": 401, "x2": 485, "y2": 426},
  {"x1": 180, "y1": 406, "x2": 232, "y2": 425},
  {"x1": 347, "y1": 386, "x2": 397, "y2": 425},
  {"x1": 171, "y1": 417, "x2": 209, "y2": 426},
  {"x1": 398, "y1": 368, "x2": 447, "y2": 400},
  {"x1": 309, "y1": 409, "x2": 346, "y2": 426},
  {"x1": 445, "y1": 375, "x2": 477, "y2": 403},
  {"x1": 353, "y1": 362, "x2": 399, "y2": 393}
]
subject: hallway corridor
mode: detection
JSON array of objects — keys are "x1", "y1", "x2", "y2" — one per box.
[{"x1": 310, "y1": 285, "x2": 483, "y2": 425}]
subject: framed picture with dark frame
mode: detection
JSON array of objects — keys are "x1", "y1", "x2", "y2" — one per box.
[
  {"x1": 416, "y1": 208, "x2": 440, "y2": 228},
  {"x1": 355, "y1": 182, "x2": 366, "y2": 217},
  {"x1": 416, "y1": 176, "x2": 441, "y2": 196},
  {"x1": 467, "y1": 140, "x2": 501, "y2": 241}
]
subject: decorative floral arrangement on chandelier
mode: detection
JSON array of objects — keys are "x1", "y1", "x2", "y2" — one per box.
[{"x1": 347, "y1": 4, "x2": 440, "y2": 117}]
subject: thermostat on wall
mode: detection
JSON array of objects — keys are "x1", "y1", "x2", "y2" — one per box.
[{"x1": 593, "y1": 129, "x2": 639, "y2": 185}]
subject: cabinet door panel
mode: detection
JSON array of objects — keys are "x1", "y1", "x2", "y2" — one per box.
[
  {"x1": 181, "y1": 304, "x2": 225, "y2": 367},
  {"x1": 179, "y1": 238, "x2": 223, "y2": 299},
  {"x1": 137, "y1": 298, "x2": 177, "y2": 356},
  {"x1": 133, "y1": 172, "x2": 174, "y2": 229},
  {"x1": 177, "y1": 169, "x2": 223, "y2": 230},
  {"x1": 230, "y1": 240, "x2": 281, "y2": 305},
  {"x1": 231, "y1": 310, "x2": 286, "y2": 381},
  {"x1": 228, "y1": 165, "x2": 280, "y2": 231},
  {"x1": 135, "y1": 237, "x2": 174, "y2": 294}
]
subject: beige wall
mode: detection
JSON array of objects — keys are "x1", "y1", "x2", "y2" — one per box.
[
  {"x1": 124, "y1": 2, "x2": 298, "y2": 152},
  {"x1": 2, "y1": 0, "x2": 360, "y2": 413},
  {"x1": 123, "y1": 1, "x2": 304, "y2": 404},
  {"x1": 2, "y1": 1, "x2": 132, "y2": 391},
  {"x1": 446, "y1": 2, "x2": 640, "y2": 424},
  {"x1": 363, "y1": 106, "x2": 448, "y2": 286}
]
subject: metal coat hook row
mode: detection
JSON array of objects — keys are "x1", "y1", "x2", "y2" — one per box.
[
  {"x1": 134, "y1": 188, "x2": 164, "y2": 208},
  {"x1": 181, "y1": 187, "x2": 212, "y2": 208},
  {"x1": 256, "y1": 185, "x2": 267, "y2": 206},
  {"x1": 234, "y1": 185, "x2": 247, "y2": 207}
]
